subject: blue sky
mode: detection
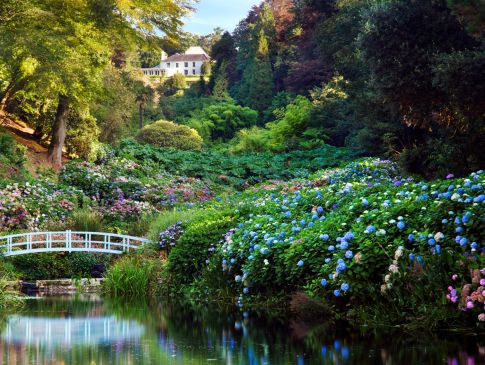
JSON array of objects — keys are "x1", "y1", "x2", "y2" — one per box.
[{"x1": 184, "y1": 0, "x2": 261, "y2": 34}]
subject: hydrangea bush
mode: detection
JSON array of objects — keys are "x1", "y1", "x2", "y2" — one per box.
[
  {"x1": 163, "y1": 159, "x2": 485, "y2": 328},
  {"x1": 0, "y1": 180, "x2": 82, "y2": 232}
]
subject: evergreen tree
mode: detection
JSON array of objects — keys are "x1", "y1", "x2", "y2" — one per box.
[{"x1": 248, "y1": 30, "x2": 275, "y2": 119}]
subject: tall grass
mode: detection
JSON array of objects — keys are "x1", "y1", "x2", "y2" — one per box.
[
  {"x1": 70, "y1": 209, "x2": 106, "y2": 232},
  {"x1": 103, "y1": 256, "x2": 160, "y2": 298},
  {"x1": 147, "y1": 209, "x2": 201, "y2": 242}
]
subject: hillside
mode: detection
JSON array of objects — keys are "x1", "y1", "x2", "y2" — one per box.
[{"x1": 0, "y1": 112, "x2": 68, "y2": 175}]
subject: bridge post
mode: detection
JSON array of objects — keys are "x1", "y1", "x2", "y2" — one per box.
[
  {"x1": 7, "y1": 236, "x2": 12, "y2": 255},
  {"x1": 66, "y1": 230, "x2": 72, "y2": 252}
]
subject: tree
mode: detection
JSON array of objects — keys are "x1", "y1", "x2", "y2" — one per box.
[
  {"x1": 247, "y1": 30, "x2": 275, "y2": 118},
  {"x1": 212, "y1": 61, "x2": 230, "y2": 99},
  {"x1": 135, "y1": 82, "x2": 155, "y2": 129},
  {"x1": 360, "y1": 0, "x2": 476, "y2": 130},
  {"x1": 208, "y1": 32, "x2": 237, "y2": 93},
  {"x1": 0, "y1": 0, "x2": 193, "y2": 167},
  {"x1": 201, "y1": 61, "x2": 212, "y2": 76}
]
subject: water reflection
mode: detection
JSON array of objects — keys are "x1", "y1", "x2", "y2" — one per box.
[
  {"x1": 3, "y1": 315, "x2": 144, "y2": 346},
  {"x1": 0, "y1": 296, "x2": 484, "y2": 364}
]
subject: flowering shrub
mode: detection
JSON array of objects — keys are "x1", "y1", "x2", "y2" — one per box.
[
  {"x1": 161, "y1": 158, "x2": 485, "y2": 327},
  {"x1": 60, "y1": 157, "x2": 215, "y2": 212},
  {"x1": 0, "y1": 180, "x2": 82, "y2": 232},
  {"x1": 447, "y1": 269, "x2": 485, "y2": 326}
]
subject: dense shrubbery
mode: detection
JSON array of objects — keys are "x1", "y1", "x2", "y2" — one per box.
[
  {"x1": 7, "y1": 252, "x2": 112, "y2": 280},
  {"x1": 0, "y1": 179, "x2": 82, "y2": 232},
  {"x1": 135, "y1": 120, "x2": 203, "y2": 150},
  {"x1": 0, "y1": 131, "x2": 27, "y2": 180},
  {"x1": 185, "y1": 100, "x2": 258, "y2": 142},
  {"x1": 116, "y1": 139, "x2": 354, "y2": 189},
  {"x1": 159, "y1": 159, "x2": 485, "y2": 329}
]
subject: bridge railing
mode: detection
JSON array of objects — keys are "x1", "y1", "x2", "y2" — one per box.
[{"x1": 0, "y1": 231, "x2": 151, "y2": 257}]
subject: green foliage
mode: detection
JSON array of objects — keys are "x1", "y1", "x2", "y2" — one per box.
[
  {"x1": 116, "y1": 139, "x2": 354, "y2": 189},
  {"x1": 135, "y1": 120, "x2": 203, "y2": 150},
  {"x1": 163, "y1": 209, "x2": 235, "y2": 289},
  {"x1": 232, "y1": 126, "x2": 273, "y2": 153},
  {"x1": 186, "y1": 99, "x2": 258, "y2": 142},
  {"x1": 201, "y1": 61, "x2": 212, "y2": 76},
  {"x1": 65, "y1": 113, "x2": 101, "y2": 160},
  {"x1": 7, "y1": 253, "x2": 110, "y2": 280},
  {"x1": 103, "y1": 255, "x2": 161, "y2": 298},
  {"x1": 69, "y1": 209, "x2": 106, "y2": 232},
  {"x1": 148, "y1": 210, "x2": 201, "y2": 242},
  {"x1": 0, "y1": 277, "x2": 23, "y2": 311},
  {"x1": 267, "y1": 96, "x2": 313, "y2": 150},
  {"x1": 0, "y1": 130, "x2": 26, "y2": 170}
]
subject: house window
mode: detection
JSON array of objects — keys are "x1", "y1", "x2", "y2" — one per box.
[
  {"x1": 176, "y1": 63, "x2": 179, "y2": 68},
  {"x1": 193, "y1": 62, "x2": 196, "y2": 67},
  {"x1": 184, "y1": 62, "x2": 188, "y2": 67},
  {"x1": 192, "y1": 69, "x2": 196, "y2": 75},
  {"x1": 167, "y1": 63, "x2": 170, "y2": 68},
  {"x1": 184, "y1": 70, "x2": 188, "y2": 75}
]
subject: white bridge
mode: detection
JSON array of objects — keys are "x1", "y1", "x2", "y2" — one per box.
[{"x1": 0, "y1": 231, "x2": 151, "y2": 257}]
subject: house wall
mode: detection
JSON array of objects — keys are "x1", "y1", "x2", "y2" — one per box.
[
  {"x1": 142, "y1": 61, "x2": 206, "y2": 77},
  {"x1": 162, "y1": 60, "x2": 205, "y2": 77}
]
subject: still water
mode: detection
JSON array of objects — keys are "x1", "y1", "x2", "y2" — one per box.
[{"x1": 0, "y1": 296, "x2": 484, "y2": 365}]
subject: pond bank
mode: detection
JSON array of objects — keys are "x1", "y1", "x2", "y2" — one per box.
[{"x1": 6, "y1": 278, "x2": 104, "y2": 295}]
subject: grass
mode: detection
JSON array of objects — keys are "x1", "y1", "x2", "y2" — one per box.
[
  {"x1": 0, "y1": 277, "x2": 23, "y2": 310},
  {"x1": 103, "y1": 255, "x2": 160, "y2": 298},
  {"x1": 147, "y1": 209, "x2": 202, "y2": 242},
  {"x1": 70, "y1": 208, "x2": 106, "y2": 232}
]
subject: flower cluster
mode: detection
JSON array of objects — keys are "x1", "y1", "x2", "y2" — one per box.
[
  {"x1": 0, "y1": 180, "x2": 81, "y2": 232},
  {"x1": 159, "y1": 222, "x2": 184, "y2": 249},
  {"x1": 447, "y1": 269, "x2": 485, "y2": 324}
]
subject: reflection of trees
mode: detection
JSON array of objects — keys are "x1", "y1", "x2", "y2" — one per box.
[{"x1": 1, "y1": 297, "x2": 485, "y2": 365}]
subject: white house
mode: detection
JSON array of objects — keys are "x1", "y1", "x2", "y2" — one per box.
[{"x1": 141, "y1": 46, "x2": 211, "y2": 78}]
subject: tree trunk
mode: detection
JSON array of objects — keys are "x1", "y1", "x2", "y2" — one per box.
[
  {"x1": 138, "y1": 102, "x2": 144, "y2": 129},
  {"x1": 0, "y1": 81, "x2": 15, "y2": 111},
  {"x1": 48, "y1": 95, "x2": 69, "y2": 168}
]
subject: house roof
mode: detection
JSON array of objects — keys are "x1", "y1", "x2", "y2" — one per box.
[{"x1": 164, "y1": 53, "x2": 211, "y2": 62}]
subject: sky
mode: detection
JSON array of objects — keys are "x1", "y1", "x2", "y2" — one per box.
[{"x1": 183, "y1": 0, "x2": 261, "y2": 34}]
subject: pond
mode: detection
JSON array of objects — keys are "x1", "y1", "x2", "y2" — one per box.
[{"x1": 0, "y1": 296, "x2": 484, "y2": 365}]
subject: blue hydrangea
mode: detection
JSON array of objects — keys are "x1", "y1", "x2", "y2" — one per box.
[
  {"x1": 328, "y1": 245, "x2": 335, "y2": 251},
  {"x1": 408, "y1": 234, "x2": 415, "y2": 242},
  {"x1": 341, "y1": 283, "x2": 350, "y2": 291},
  {"x1": 366, "y1": 225, "x2": 376, "y2": 233},
  {"x1": 333, "y1": 289, "x2": 341, "y2": 297},
  {"x1": 320, "y1": 279, "x2": 328, "y2": 286},
  {"x1": 320, "y1": 234, "x2": 330, "y2": 240},
  {"x1": 297, "y1": 260, "x2": 304, "y2": 267},
  {"x1": 397, "y1": 221, "x2": 405, "y2": 230},
  {"x1": 345, "y1": 250, "x2": 353, "y2": 259},
  {"x1": 344, "y1": 231, "x2": 355, "y2": 241}
]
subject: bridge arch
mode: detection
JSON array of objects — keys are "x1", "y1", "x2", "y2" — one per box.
[{"x1": 0, "y1": 231, "x2": 151, "y2": 257}]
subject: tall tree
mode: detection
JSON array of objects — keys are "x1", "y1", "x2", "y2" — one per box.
[{"x1": 0, "y1": 0, "x2": 193, "y2": 167}]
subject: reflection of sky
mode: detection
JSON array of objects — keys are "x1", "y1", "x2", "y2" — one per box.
[{"x1": 1, "y1": 315, "x2": 145, "y2": 346}]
